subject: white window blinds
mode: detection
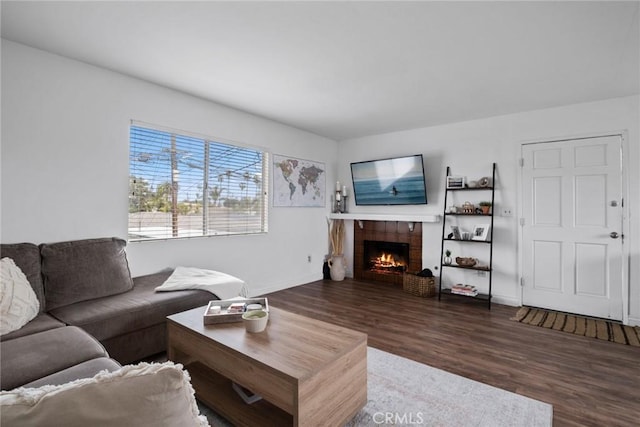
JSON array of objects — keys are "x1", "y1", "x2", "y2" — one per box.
[{"x1": 129, "y1": 123, "x2": 269, "y2": 241}]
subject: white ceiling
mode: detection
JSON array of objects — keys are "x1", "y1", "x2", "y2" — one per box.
[{"x1": 2, "y1": 1, "x2": 639, "y2": 141}]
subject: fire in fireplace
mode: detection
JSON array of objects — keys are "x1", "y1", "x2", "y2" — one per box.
[{"x1": 364, "y1": 240, "x2": 409, "y2": 275}]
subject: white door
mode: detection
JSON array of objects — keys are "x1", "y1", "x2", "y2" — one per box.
[{"x1": 521, "y1": 135, "x2": 623, "y2": 320}]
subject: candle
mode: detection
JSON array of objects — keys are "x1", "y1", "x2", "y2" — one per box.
[
  {"x1": 336, "y1": 192, "x2": 341, "y2": 201},
  {"x1": 342, "y1": 186, "x2": 348, "y2": 196},
  {"x1": 336, "y1": 181, "x2": 341, "y2": 191}
]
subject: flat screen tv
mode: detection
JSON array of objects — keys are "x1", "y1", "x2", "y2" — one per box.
[{"x1": 350, "y1": 154, "x2": 427, "y2": 206}]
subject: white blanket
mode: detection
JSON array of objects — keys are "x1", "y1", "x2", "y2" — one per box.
[{"x1": 155, "y1": 267, "x2": 248, "y2": 300}]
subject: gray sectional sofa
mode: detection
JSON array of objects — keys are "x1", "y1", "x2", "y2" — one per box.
[{"x1": 0, "y1": 237, "x2": 213, "y2": 390}]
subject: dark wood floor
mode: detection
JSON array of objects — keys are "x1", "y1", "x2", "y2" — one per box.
[{"x1": 265, "y1": 278, "x2": 640, "y2": 427}]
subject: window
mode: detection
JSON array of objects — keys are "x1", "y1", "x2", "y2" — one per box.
[{"x1": 129, "y1": 123, "x2": 269, "y2": 241}]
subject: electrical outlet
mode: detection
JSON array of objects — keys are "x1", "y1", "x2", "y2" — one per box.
[
  {"x1": 307, "y1": 255, "x2": 312, "y2": 263},
  {"x1": 502, "y1": 208, "x2": 513, "y2": 217}
]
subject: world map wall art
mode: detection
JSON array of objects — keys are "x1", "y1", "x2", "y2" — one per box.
[{"x1": 273, "y1": 154, "x2": 325, "y2": 207}]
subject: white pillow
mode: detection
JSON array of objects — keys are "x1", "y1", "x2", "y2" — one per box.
[
  {"x1": 0, "y1": 257, "x2": 40, "y2": 335},
  {"x1": 0, "y1": 362, "x2": 210, "y2": 427}
]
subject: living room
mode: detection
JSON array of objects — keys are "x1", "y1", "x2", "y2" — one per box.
[{"x1": 1, "y1": 1, "x2": 639, "y2": 426}]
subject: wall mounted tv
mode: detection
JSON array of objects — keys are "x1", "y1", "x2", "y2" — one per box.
[{"x1": 350, "y1": 154, "x2": 427, "y2": 206}]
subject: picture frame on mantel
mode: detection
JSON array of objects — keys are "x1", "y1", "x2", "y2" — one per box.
[{"x1": 446, "y1": 176, "x2": 465, "y2": 189}]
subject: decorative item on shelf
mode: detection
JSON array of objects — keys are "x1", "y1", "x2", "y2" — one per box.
[
  {"x1": 472, "y1": 224, "x2": 491, "y2": 241},
  {"x1": 328, "y1": 218, "x2": 346, "y2": 281},
  {"x1": 455, "y1": 257, "x2": 477, "y2": 267},
  {"x1": 446, "y1": 176, "x2": 465, "y2": 189},
  {"x1": 333, "y1": 181, "x2": 342, "y2": 213},
  {"x1": 447, "y1": 205, "x2": 458, "y2": 213},
  {"x1": 461, "y1": 201, "x2": 474, "y2": 213},
  {"x1": 467, "y1": 180, "x2": 478, "y2": 188},
  {"x1": 451, "y1": 284, "x2": 478, "y2": 297},
  {"x1": 479, "y1": 201, "x2": 492, "y2": 214},
  {"x1": 478, "y1": 177, "x2": 490, "y2": 187},
  {"x1": 341, "y1": 185, "x2": 349, "y2": 213},
  {"x1": 443, "y1": 250, "x2": 452, "y2": 265},
  {"x1": 450, "y1": 225, "x2": 462, "y2": 240},
  {"x1": 403, "y1": 272, "x2": 436, "y2": 297},
  {"x1": 332, "y1": 182, "x2": 349, "y2": 213}
]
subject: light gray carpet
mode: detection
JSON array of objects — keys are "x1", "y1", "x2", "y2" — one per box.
[{"x1": 197, "y1": 347, "x2": 552, "y2": 426}]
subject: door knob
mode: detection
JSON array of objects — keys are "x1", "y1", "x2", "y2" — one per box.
[{"x1": 610, "y1": 232, "x2": 619, "y2": 239}]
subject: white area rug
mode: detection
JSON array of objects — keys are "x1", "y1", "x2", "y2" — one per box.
[{"x1": 198, "y1": 347, "x2": 552, "y2": 426}]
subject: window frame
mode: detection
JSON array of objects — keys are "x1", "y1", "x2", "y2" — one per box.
[{"x1": 128, "y1": 121, "x2": 269, "y2": 242}]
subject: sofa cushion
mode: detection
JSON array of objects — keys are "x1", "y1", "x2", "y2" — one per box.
[
  {"x1": 23, "y1": 357, "x2": 121, "y2": 389},
  {"x1": 0, "y1": 314, "x2": 64, "y2": 342},
  {"x1": 0, "y1": 243, "x2": 45, "y2": 313},
  {"x1": 0, "y1": 326, "x2": 109, "y2": 390},
  {"x1": 0, "y1": 362, "x2": 210, "y2": 427},
  {"x1": 48, "y1": 271, "x2": 212, "y2": 342},
  {"x1": 40, "y1": 237, "x2": 134, "y2": 310},
  {"x1": 1, "y1": 258, "x2": 40, "y2": 335}
]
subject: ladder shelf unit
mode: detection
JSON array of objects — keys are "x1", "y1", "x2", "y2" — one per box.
[{"x1": 438, "y1": 163, "x2": 496, "y2": 309}]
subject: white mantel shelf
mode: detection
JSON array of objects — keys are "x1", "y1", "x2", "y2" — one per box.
[{"x1": 328, "y1": 213, "x2": 441, "y2": 223}]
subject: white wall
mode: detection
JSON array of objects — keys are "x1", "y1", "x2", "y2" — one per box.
[
  {"x1": 3, "y1": 40, "x2": 638, "y2": 322},
  {"x1": 1, "y1": 40, "x2": 338, "y2": 296},
  {"x1": 338, "y1": 95, "x2": 640, "y2": 324}
]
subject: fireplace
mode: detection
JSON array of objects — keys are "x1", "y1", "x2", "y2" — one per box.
[
  {"x1": 364, "y1": 241, "x2": 409, "y2": 274},
  {"x1": 354, "y1": 221, "x2": 422, "y2": 286}
]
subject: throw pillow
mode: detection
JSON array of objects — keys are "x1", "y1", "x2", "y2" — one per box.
[
  {"x1": 0, "y1": 258, "x2": 40, "y2": 336},
  {"x1": 0, "y1": 362, "x2": 210, "y2": 427},
  {"x1": 40, "y1": 237, "x2": 134, "y2": 310}
]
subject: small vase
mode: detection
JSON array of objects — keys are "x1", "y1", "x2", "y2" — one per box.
[
  {"x1": 444, "y1": 256, "x2": 452, "y2": 265},
  {"x1": 328, "y1": 255, "x2": 346, "y2": 281}
]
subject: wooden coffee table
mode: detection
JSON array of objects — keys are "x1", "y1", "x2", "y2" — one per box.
[{"x1": 167, "y1": 306, "x2": 367, "y2": 426}]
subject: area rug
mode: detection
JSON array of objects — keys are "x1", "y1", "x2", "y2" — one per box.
[
  {"x1": 198, "y1": 347, "x2": 552, "y2": 426},
  {"x1": 512, "y1": 306, "x2": 640, "y2": 347}
]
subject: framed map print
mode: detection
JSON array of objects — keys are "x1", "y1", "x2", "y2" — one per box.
[{"x1": 273, "y1": 155, "x2": 325, "y2": 207}]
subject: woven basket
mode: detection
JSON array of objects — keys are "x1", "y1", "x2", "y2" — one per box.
[{"x1": 403, "y1": 273, "x2": 436, "y2": 298}]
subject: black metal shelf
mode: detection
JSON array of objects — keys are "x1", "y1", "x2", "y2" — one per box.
[
  {"x1": 444, "y1": 213, "x2": 492, "y2": 217},
  {"x1": 446, "y1": 187, "x2": 493, "y2": 192},
  {"x1": 440, "y1": 288, "x2": 491, "y2": 301},
  {"x1": 439, "y1": 163, "x2": 496, "y2": 310},
  {"x1": 442, "y1": 264, "x2": 490, "y2": 271},
  {"x1": 443, "y1": 238, "x2": 492, "y2": 244}
]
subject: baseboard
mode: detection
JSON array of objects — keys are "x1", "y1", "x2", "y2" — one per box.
[
  {"x1": 248, "y1": 273, "x2": 322, "y2": 297},
  {"x1": 491, "y1": 295, "x2": 520, "y2": 307},
  {"x1": 628, "y1": 316, "x2": 640, "y2": 327}
]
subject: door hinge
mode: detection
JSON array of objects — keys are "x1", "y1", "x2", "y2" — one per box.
[
  {"x1": 520, "y1": 277, "x2": 525, "y2": 287},
  {"x1": 519, "y1": 158, "x2": 524, "y2": 167},
  {"x1": 519, "y1": 218, "x2": 525, "y2": 226}
]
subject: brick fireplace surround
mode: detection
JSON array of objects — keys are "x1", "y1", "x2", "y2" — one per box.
[{"x1": 353, "y1": 220, "x2": 423, "y2": 286}]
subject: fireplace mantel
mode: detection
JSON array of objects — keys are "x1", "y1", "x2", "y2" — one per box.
[{"x1": 328, "y1": 213, "x2": 440, "y2": 223}]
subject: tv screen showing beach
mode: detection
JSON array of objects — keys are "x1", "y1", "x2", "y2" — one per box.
[{"x1": 351, "y1": 155, "x2": 427, "y2": 205}]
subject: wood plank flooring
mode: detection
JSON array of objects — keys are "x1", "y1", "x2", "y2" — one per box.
[{"x1": 264, "y1": 278, "x2": 640, "y2": 427}]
